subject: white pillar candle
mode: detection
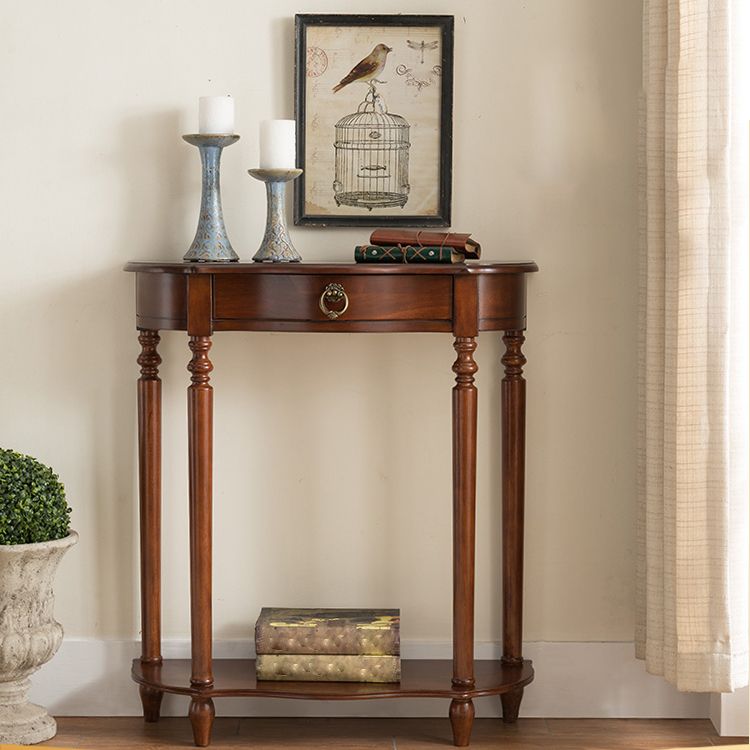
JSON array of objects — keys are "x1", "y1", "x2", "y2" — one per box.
[
  {"x1": 259, "y1": 120, "x2": 296, "y2": 169},
  {"x1": 198, "y1": 96, "x2": 234, "y2": 135}
]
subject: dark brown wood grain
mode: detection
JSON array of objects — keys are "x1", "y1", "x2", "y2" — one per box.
[
  {"x1": 449, "y1": 697, "x2": 475, "y2": 747},
  {"x1": 452, "y1": 333, "x2": 478, "y2": 696},
  {"x1": 138, "y1": 685, "x2": 163, "y2": 723},
  {"x1": 133, "y1": 659, "x2": 534, "y2": 700},
  {"x1": 124, "y1": 261, "x2": 539, "y2": 275},
  {"x1": 501, "y1": 331, "x2": 527, "y2": 692},
  {"x1": 136, "y1": 273, "x2": 187, "y2": 331},
  {"x1": 187, "y1": 335, "x2": 213, "y2": 690},
  {"x1": 477, "y1": 274, "x2": 528, "y2": 330},
  {"x1": 213, "y1": 274, "x2": 452, "y2": 322},
  {"x1": 126, "y1": 262, "x2": 537, "y2": 333},
  {"x1": 449, "y1": 274, "x2": 479, "y2": 744},
  {"x1": 127, "y1": 261, "x2": 537, "y2": 748},
  {"x1": 501, "y1": 687, "x2": 524, "y2": 724},
  {"x1": 189, "y1": 696, "x2": 215, "y2": 747},
  {"x1": 187, "y1": 275, "x2": 212, "y2": 337},
  {"x1": 137, "y1": 330, "x2": 162, "y2": 675},
  {"x1": 213, "y1": 319, "x2": 453, "y2": 333}
]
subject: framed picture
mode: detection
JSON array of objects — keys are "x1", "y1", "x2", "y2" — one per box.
[{"x1": 294, "y1": 14, "x2": 454, "y2": 227}]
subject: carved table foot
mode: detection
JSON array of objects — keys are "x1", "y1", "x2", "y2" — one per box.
[
  {"x1": 139, "y1": 685, "x2": 163, "y2": 723},
  {"x1": 449, "y1": 697, "x2": 475, "y2": 747},
  {"x1": 500, "y1": 687, "x2": 523, "y2": 723},
  {"x1": 189, "y1": 696, "x2": 215, "y2": 747}
]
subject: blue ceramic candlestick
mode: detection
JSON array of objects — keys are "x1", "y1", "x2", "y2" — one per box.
[
  {"x1": 183, "y1": 134, "x2": 239, "y2": 262},
  {"x1": 248, "y1": 168, "x2": 303, "y2": 262}
]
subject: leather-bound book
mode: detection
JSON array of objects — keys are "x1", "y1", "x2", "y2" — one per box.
[
  {"x1": 369, "y1": 230, "x2": 481, "y2": 259},
  {"x1": 255, "y1": 607, "x2": 400, "y2": 656},
  {"x1": 256, "y1": 653, "x2": 400, "y2": 682}
]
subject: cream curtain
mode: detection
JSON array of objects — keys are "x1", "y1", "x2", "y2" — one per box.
[{"x1": 637, "y1": 0, "x2": 749, "y2": 692}]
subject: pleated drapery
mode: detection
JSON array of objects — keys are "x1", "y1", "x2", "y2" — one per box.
[{"x1": 636, "y1": 0, "x2": 749, "y2": 692}]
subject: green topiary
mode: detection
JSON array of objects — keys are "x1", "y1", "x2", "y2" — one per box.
[{"x1": 0, "y1": 448, "x2": 72, "y2": 545}]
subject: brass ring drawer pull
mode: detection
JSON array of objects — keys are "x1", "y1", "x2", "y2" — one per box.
[{"x1": 319, "y1": 283, "x2": 349, "y2": 320}]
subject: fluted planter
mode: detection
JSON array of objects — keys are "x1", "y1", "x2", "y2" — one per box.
[{"x1": 0, "y1": 531, "x2": 77, "y2": 744}]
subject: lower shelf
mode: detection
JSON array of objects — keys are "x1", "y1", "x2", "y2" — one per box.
[{"x1": 132, "y1": 658, "x2": 533, "y2": 700}]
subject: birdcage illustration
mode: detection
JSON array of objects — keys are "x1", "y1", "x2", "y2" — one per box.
[{"x1": 333, "y1": 89, "x2": 410, "y2": 210}]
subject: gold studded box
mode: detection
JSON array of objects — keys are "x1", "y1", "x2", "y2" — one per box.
[
  {"x1": 256, "y1": 653, "x2": 400, "y2": 682},
  {"x1": 255, "y1": 608, "x2": 400, "y2": 656}
]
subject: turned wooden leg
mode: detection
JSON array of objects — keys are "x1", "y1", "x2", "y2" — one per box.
[
  {"x1": 139, "y1": 684, "x2": 163, "y2": 723},
  {"x1": 449, "y1": 697, "x2": 475, "y2": 747},
  {"x1": 450, "y1": 334, "x2": 478, "y2": 747},
  {"x1": 188, "y1": 336, "x2": 214, "y2": 690},
  {"x1": 452, "y1": 336, "x2": 478, "y2": 692},
  {"x1": 500, "y1": 687, "x2": 524, "y2": 724},
  {"x1": 137, "y1": 330, "x2": 163, "y2": 720},
  {"x1": 189, "y1": 696, "x2": 215, "y2": 747},
  {"x1": 500, "y1": 330, "x2": 527, "y2": 722}
]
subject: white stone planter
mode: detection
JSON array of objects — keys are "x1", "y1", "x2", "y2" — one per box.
[{"x1": 0, "y1": 531, "x2": 77, "y2": 744}]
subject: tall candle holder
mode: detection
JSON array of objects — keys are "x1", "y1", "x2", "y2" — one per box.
[
  {"x1": 248, "y1": 168, "x2": 303, "y2": 262},
  {"x1": 183, "y1": 134, "x2": 239, "y2": 262}
]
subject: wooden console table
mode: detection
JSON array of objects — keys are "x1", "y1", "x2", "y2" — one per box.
[{"x1": 125, "y1": 261, "x2": 538, "y2": 748}]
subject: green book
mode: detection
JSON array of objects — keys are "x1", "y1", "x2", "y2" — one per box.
[
  {"x1": 256, "y1": 654, "x2": 400, "y2": 682},
  {"x1": 354, "y1": 245, "x2": 463, "y2": 264},
  {"x1": 255, "y1": 607, "x2": 400, "y2": 655}
]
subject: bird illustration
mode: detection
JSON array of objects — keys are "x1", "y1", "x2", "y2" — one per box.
[{"x1": 332, "y1": 44, "x2": 393, "y2": 93}]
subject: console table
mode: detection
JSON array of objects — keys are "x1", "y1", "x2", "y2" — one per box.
[{"x1": 125, "y1": 261, "x2": 538, "y2": 748}]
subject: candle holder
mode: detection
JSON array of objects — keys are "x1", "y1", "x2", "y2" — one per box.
[
  {"x1": 248, "y1": 168, "x2": 303, "y2": 262},
  {"x1": 183, "y1": 134, "x2": 239, "y2": 262}
]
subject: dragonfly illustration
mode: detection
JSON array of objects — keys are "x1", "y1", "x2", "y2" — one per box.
[{"x1": 407, "y1": 39, "x2": 439, "y2": 64}]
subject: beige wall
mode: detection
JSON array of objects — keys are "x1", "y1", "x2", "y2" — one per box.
[{"x1": 0, "y1": 0, "x2": 641, "y2": 643}]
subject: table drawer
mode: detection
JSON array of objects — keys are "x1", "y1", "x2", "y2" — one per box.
[{"x1": 213, "y1": 274, "x2": 453, "y2": 322}]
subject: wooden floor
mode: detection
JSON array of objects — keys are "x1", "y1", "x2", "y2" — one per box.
[{"x1": 37, "y1": 718, "x2": 748, "y2": 749}]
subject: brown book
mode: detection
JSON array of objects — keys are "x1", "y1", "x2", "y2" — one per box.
[
  {"x1": 369, "y1": 230, "x2": 481, "y2": 259},
  {"x1": 256, "y1": 654, "x2": 400, "y2": 683},
  {"x1": 255, "y1": 607, "x2": 400, "y2": 655}
]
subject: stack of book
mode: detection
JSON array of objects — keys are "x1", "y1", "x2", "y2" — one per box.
[
  {"x1": 354, "y1": 229, "x2": 481, "y2": 264},
  {"x1": 255, "y1": 607, "x2": 400, "y2": 683}
]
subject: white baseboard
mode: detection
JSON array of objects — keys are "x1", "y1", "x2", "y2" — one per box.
[
  {"x1": 29, "y1": 639, "x2": 709, "y2": 720},
  {"x1": 711, "y1": 687, "x2": 749, "y2": 737}
]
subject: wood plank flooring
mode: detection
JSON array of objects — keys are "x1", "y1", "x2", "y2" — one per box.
[{"x1": 36, "y1": 718, "x2": 748, "y2": 749}]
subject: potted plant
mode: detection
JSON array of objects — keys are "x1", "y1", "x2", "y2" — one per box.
[{"x1": 0, "y1": 448, "x2": 76, "y2": 744}]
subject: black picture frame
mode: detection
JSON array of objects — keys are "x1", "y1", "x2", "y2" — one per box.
[{"x1": 294, "y1": 14, "x2": 454, "y2": 227}]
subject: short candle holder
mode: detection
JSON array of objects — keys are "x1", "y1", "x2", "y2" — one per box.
[
  {"x1": 248, "y1": 168, "x2": 303, "y2": 263},
  {"x1": 183, "y1": 134, "x2": 240, "y2": 262}
]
